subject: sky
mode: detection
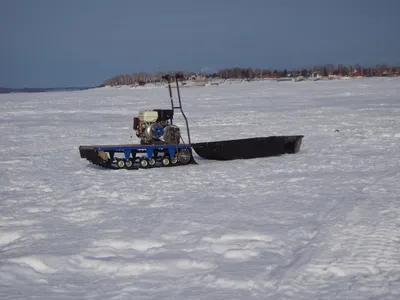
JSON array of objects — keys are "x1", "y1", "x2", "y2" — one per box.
[{"x1": 0, "y1": 0, "x2": 399, "y2": 88}]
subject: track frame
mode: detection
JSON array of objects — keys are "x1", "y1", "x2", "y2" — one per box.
[{"x1": 79, "y1": 143, "x2": 196, "y2": 170}]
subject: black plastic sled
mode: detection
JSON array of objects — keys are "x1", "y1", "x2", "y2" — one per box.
[{"x1": 192, "y1": 135, "x2": 304, "y2": 161}]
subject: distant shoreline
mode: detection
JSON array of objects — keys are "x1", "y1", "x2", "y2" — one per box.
[
  {"x1": 2, "y1": 63, "x2": 399, "y2": 94},
  {"x1": 0, "y1": 86, "x2": 97, "y2": 95}
]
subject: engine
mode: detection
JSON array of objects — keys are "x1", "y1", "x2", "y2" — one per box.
[{"x1": 133, "y1": 109, "x2": 181, "y2": 145}]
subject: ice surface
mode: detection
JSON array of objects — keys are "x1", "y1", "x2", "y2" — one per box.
[{"x1": 1, "y1": 78, "x2": 400, "y2": 299}]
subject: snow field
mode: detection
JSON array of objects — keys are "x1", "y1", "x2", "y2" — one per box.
[{"x1": 1, "y1": 77, "x2": 400, "y2": 299}]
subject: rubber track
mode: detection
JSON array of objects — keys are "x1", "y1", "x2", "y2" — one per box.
[{"x1": 86, "y1": 158, "x2": 192, "y2": 170}]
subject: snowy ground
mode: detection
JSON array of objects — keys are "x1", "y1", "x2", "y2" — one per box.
[{"x1": 1, "y1": 78, "x2": 400, "y2": 299}]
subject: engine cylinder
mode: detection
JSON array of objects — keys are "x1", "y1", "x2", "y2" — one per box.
[{"x1": 163, "y1": 125, "x2": 181, "y2": 144}]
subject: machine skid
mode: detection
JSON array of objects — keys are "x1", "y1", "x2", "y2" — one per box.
[{"x1": 79, "y1": 143, "x2": 196, "y2": 170}]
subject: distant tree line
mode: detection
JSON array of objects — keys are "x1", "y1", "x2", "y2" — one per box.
[
  {"x1": 103, "y1": 64, "x2": 400, "y2": 86},
  {"x1": 103, "y1": 71, "x2": 205, "y2": 86}
]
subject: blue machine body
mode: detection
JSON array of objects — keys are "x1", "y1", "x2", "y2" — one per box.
[{"x1": 91, "y1": 143, "x2": 192, "y2": 160}]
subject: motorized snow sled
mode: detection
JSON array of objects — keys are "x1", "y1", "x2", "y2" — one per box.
[{"x1": 79, "y1": 73, "x2": 304, "y2": 170}]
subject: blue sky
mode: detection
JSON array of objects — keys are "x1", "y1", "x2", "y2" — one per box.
[{"x1": 1, "y1": 0, "x2": 399, "y2": 88}]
